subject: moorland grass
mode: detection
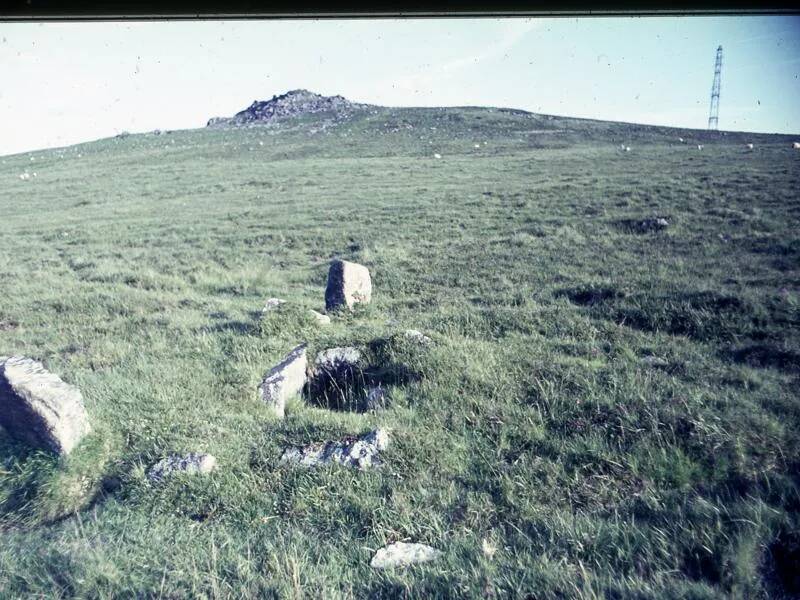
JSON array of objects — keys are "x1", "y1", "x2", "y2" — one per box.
[{"x1": 0, "y1": 107, "x2": 799, "y2": 598}]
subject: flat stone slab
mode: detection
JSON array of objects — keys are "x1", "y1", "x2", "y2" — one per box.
[
  {"x1": 325, "y1": 259, "x2": 372, "y2": 311},
  {"x1": 280, "y1": 428, "x2": 389, "y2": 469},
  {"x1": 0, "y1": 356, "x2": 91, "y2": 455},
  {"x1": 258, "y1": 344, "x2": 308, "y2": 418},
  {"x1": 370, "y1": 542, "x2": 442, "y2": 569},
  {"x1": 148, "y1": 453, "x2": 217, "y2": 482}
]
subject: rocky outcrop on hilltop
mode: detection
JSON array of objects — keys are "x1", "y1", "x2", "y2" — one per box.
[{"x1": 207, "y1": 89, "x2": 371, "y2": 127}]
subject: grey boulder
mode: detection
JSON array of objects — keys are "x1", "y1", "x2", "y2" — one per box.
[
  {"x1": 0, "y1": 356, "x2": 91, "y2": 455},
  {"x1": 280, "y1": 428, "x2": 389, "y2": 469}
]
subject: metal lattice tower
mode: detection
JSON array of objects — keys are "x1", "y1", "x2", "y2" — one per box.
[{"x1": 708, "y1": 45, "x2": 723, "y2": 130}]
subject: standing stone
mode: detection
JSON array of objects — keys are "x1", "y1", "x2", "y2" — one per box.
[
  {"x1": 325, "y1": 259, "x2": 372, "y2": 311},
  {"x1": 258, "y1": 344, "x2": 308, "y2": 418},
  {"x1": 370, "y1": 542, "x2": 442, "y2": 569},
  {"x1": 0, "y1": 356, "x2": 91, "y2": 455}
]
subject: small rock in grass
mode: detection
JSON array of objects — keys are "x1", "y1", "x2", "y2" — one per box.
[
  {"x1": 148, "y1": 453, "x2": 217, "y2": 482},
  {"x1": 258, "y1": 344, "x2": 308, "y2": 418},
  {"x1": 280, "y1": 428, "x2": 390, "y2": 469},
  {"x1": 640, "y1": 355, "x2": 669, "y2": 368},
  {"x1": 325, "y1": 259, "x2": 372, "y2": 311},
  {"x1": 635, "y1": 218, "x2": 669, "y2": 233},
  {"x1": 404, "y1": 329, "x2": 432, "y2": 345},
  {"x1": 0, "y1": 356, "x2": 91, "y2": 455},
  {"x1": 261, "y1": 298, "x2": 286, "y2": 313},
  {"x1": 310, "y1": 309, "x2": 331, "y2": 325},
  {"x1": 370, "y1": 542, "x2": 441, "y2": 569}
]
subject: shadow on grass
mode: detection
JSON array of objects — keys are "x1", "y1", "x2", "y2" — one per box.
[
  {"x1": 765, "y1": 528, "x2": 800, "y2": 599},
  {"x1": 0, "y1": 430, "x2": 117, "y2": 530},
  {"x1": 727, "y1": 344, "x2": 800, "y2": 373},
  {"x1": 614, "y1": 217, "x2": 670, "y2": 234},
  {"x1": 306, "y1": 362, "x2": 420, "y2": 413},
  {"x1": 555, "y1": 285, "x2": 622, "y2": 306},
  {"x1": 201, "y1": 320, "x2": 255, "y2": 335}
]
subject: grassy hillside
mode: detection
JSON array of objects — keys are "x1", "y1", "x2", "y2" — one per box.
[{"x1": 1, "y1": 106, "x2": 799, "y2": 598}]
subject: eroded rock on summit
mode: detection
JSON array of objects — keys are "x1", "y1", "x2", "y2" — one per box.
[{"x1": 207, "y1": 90, "x2": 371, "y2": 128}]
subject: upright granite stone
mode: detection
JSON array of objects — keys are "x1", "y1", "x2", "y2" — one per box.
[
  {"x1": 325, "y1": 259, "x2": 372, "y2": 311},
  {"x1": 258, "y1": 344, "x2": 308, "y2": 418},
  {"x1": 0, "y1": 356, "x2": 91, "y2": 455}
]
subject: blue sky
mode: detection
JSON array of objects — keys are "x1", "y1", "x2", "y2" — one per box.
[{"x1": 1, "y1": 17, "x2": 799, "y2": 156}]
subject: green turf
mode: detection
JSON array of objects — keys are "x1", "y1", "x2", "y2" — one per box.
[{"x1": 1, "y1": 106, "x2": 799, "y2": 598}]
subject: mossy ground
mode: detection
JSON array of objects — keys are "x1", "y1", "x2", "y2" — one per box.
[{"x1": 1, "y1": 107, "x2": 799, "y2": 598}]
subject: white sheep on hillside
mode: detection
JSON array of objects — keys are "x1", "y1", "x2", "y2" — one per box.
[
  {"x1": 746, "y1": 143, "x2": 754, "y2": 150},
  {"x1": 793, "y1": 142, "x2": 800, "y2": 149},
  {"x1": 697, "y1": 144, "x2": 704, "y2": 150}
]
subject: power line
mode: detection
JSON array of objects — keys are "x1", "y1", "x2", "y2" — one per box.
[{"x1": 708, "y1": 44, "x2": 722, "y2": 130}]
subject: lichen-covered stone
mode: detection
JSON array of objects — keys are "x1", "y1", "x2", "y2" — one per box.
[
  {"x1": 0, "y1": 356, "x2": 91, "y2": 455},
  {"x1": 258, "y1": 344, "x2": 308, "y2": 418},
  {"x1": 148, "y1": 453, "x2": 217, "y2": 482},
  {"x1": 280, "y1": 428, "x2": 389, "y2": 469},
  {"x1": 325, "y1": 259, "x2": 372, "y2": 311},
  {"x1": 313, "y1": 347, "x2": 362, "y2": 374}
]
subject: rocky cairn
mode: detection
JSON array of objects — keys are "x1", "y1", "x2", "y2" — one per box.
[{"x1": 325, "y1": 259, "x2": 372, "y2": 311}]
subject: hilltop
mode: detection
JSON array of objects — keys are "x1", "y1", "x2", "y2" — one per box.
[
  {"x1": 207, "y1": 89, "x2": 372, "y2": 128},
  {"x1": 202, "y1": 89, "x2": 798, "y2": 146},
  {"x1": 0, "y1": 94, "x2": 799, "y2": 598}
]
